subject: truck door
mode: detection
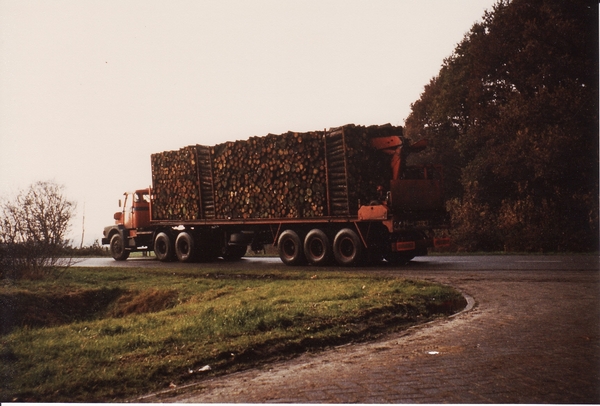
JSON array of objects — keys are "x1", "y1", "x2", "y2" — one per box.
[{"x1": 132, "y1": 191, "x2": 151, "y2": 229}]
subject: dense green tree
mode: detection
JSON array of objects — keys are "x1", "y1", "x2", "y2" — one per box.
[{"x1": 405, "y1": 0, "x2": 598, "y2": 251}]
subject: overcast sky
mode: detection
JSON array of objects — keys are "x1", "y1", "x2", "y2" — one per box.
[{"x1": 0, "y1": 0, "x2": 498, "y2": 246}]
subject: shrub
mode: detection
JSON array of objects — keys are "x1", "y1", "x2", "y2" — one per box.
[{"x1": 0, "y1": 181, "x2": 75, "y2": 279}]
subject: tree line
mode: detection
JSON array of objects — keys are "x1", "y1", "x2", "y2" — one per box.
[{"x1": 404, "y1": 0, "x2": 598, "y2": 252}]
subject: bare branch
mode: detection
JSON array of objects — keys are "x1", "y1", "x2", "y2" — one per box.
[{"x1": 0, "y1": 180, "x2": 76, "y2": 279}]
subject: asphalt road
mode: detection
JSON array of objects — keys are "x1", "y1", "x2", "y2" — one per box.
[
  {"x1": 76, "y1": 254, "x2": 597, "y2": 272},
  {"x1": 78, "y1": 255, "x2": 600, "y2": 403}
]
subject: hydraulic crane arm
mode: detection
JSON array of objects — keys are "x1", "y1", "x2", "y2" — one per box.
[{"x1": 370, "y1": 136, "x2": 428, "y2": 180}]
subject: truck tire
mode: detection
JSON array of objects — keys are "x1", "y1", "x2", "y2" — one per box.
[
  {"x1": 333, "y1": 228, "x2": 363, "y2": 266},
  {"x1": 154, "y1": 232, "x2": 175, "y2": 262},
  {"x1": 304, "y1": 229, "x2": 332, "y2": 265},
  {"x1": 175, "y1": 232, "x2": 196, "y2": 262},
  {"x1": 110, "y1": 233, "x2": 130, "y2": 261},
  {"x1": 278, "y1": 229, "x2": 305, "y2": 266}
]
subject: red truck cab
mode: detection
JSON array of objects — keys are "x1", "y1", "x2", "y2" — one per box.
[
  {"x1": 114, "y1": 189, "x2": 152, "y2": 229},
  {"x1": 103, "y1": 189, "x2": 153, "y2": 260}
]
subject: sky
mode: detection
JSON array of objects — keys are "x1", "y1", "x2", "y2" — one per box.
[{"x1": 0, "y1": 0, "x2": 498, "y2": 246}]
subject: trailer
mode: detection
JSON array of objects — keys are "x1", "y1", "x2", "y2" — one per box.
[{"x1": 102, "y1": 124, "x2": 450, "y2": 266}]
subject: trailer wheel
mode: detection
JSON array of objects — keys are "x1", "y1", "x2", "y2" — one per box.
[
  {"x1": 278, "y1": 229, "x2": 305, "y2": 266},
  {"x1": 110, "y1": 233, "x2": 130, "y2": 261},
  {"x1": 154, "y1": 232, "x2": 175, "y2": 262},
  {"x1": 333, "y1": 228, "x2": 363, "y2": 266},
  {"x1": 304, "y1": 229, "x2": 332, "y2": 265},
  {"x1": 175, "y1": 232, "x2": 196, "y2": 262}
]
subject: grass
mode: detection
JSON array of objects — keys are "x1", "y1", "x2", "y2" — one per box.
[{"x1": 0, "y1": 266, "x2": 466, "y2": 402}]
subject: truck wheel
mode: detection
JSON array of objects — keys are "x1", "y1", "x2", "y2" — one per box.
[
  {"x1": 278, "y1": 229, "x2": 305, "y2": 266},
  {"x1": 175, "y1": 232, "x2": 196, "y2": 262},
  {"x1": 110, "y1": 233, "x2": 130, "y2": 261},
  {"x1": 333, "y1": 228, "x2": 363, "y2": 266},
  {"x1": 154, "y1": 232, "x2": 175, "y2": 262},
  {"x1": 304, "y1": 229, "x2": 332, "y2": 265}
]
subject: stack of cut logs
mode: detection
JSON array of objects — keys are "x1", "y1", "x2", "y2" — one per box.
[
  {"x1": 151, "y1": 145, "x2": 202, "y2": 221},
  {"x1": 211, "y1": 130, "x2": 326, "y2": 219},
  {"x1": 150, "y1": 124, "x2": 401, "y2": 221}
]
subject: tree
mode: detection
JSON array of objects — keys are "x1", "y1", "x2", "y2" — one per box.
[
  {"x1": 0, "y1": 181, "x2": 76, "y2": 278},
  {"x1": 404, "y1": 0, "x2": 598, "y2": 251}
]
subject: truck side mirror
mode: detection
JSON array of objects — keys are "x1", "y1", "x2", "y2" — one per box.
[{"x1": 118, "y1": 199, "x2": 122, "y2": 208}]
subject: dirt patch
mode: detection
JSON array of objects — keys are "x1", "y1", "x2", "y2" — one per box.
[
  {"x1": 427, "y1": 297, "x2": 468, "y2": 314},
  {"x1": 110, "y1": 289, "x2": 179, "y2": 317},
  {"x1": 0, "y1": 288, "x2": 179, "y2": 335},
  {"x1": 177, "y1": 296, "x2": 468, "y2": 384}
]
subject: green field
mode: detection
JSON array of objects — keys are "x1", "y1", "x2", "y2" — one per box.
[{"x1": 1, "y1": 265, "x2": 466, "y2": 402}]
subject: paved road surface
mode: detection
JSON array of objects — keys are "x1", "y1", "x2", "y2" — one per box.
[
  {"x1": 76, "y1": 254, "x2": 594, "y2": 271},
  {"x1": 79, "y1": 255, "x2": 600, "y2": 403}
]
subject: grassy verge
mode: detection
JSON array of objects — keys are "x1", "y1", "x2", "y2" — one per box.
[{"x1": 0, "y1": 266, "x2": 466, "y2": 402}]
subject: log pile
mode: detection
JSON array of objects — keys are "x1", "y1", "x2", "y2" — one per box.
[
  {"x1": 151, "y1": 145, "x2": 201, "y2": 221},
  {"x1": 150, "y1": 124, "x2": 402, "y2": 221},
  {"x1": 211, "y1": 130, "x2": 326, "y2": 219}
]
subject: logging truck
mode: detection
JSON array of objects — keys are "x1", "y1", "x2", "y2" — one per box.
[{"x1": 102, "y1": 124, "x2": 450, "y2": 266}]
